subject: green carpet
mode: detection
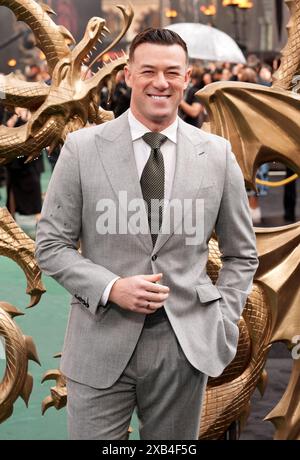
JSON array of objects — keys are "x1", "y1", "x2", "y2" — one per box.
[
  {"x1": 0, "y1": 264, "x2": 69, "y2": 440},
  {"x1": 0, "y1": 157, "x2": 139, "y2": 439}
]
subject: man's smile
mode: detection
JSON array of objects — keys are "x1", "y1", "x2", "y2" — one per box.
[{"x1": 147, "y1": 94, "x2": 171, "y2": 100}]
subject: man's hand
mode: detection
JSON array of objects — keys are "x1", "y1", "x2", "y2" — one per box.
[{"x1": 109, "y1": 273, "x2": 169, "y2": 314}]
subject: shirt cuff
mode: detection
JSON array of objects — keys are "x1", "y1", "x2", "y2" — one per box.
[{"x1": 100, "y1": 277, "x2": 120, "y2": 306}]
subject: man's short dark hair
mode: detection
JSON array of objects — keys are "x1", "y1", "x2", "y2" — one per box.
[{"x1": 129, "y1": 28, "x2": 188, "y2": 62}]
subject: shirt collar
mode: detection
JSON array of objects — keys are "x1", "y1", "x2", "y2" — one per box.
[{"x1": 128, "y1": 109, "x2": 178, "y2": 144}]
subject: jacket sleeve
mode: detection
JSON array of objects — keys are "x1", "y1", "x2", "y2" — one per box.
[
  {"x1": 35, "y1": 134, "x2": 118, "y2": 315},
  {"x1": 214, "y1": 140, "x2": 259, "y2": 325}
]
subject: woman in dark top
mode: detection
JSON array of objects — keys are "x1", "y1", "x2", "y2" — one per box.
[
  {"x1": 6, "y1": 107, "x2": 44, "y2": 219},
  {"x1": 179, "y1": 67, "x2": 209, "y2": 128}
]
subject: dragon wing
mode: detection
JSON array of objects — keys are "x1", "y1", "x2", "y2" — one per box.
[
  {"x1": 197, "y1": 81, "x2": 300, "y2": 188},
  {"x1": 255, "y1": 223, "x2": 300, "y2": 439}
]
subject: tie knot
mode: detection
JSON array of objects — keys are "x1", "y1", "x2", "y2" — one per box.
[{"x1": 142, "y1": 132, "x2": 167, "y2": 150}]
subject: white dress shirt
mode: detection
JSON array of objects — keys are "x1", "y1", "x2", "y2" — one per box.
[{"x1": 100, "y1": 110, "x2": 178, "y2": 305}]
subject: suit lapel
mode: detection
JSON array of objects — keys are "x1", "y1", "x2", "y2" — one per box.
[
  {"x1": 94, "y1": 112, "x2": 153, "y2": 253},
  {"x1": 154, "y1": 122, "x2": 207, "y2": 253}
]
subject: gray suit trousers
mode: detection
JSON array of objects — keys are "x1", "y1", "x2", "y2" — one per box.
[{"x1": 66, "y1": 314, "x2": 208, "y2": 440}]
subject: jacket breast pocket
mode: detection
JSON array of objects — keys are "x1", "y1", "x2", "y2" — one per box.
[{"x1": 195, "y1": 283, "x2": 222, "y2": 305}]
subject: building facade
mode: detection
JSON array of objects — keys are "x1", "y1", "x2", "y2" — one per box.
[{"x1": 0, "y1": 1, "x2": 291, "y2": 73}]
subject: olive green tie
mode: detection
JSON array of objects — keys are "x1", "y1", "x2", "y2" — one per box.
[{"x1": 141, "y1": 132, "x2": 167, "y2": 246}]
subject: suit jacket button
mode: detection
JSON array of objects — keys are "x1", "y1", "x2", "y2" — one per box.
[{"x1": 152, "y1": 254, "x2": 158, "y2": 261}]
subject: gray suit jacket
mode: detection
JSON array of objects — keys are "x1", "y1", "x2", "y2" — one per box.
[{"x1": 35, "y1": 111, "x2": 258, "y2": 388}]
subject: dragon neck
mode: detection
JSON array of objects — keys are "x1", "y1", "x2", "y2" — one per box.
[{"x1": 85, "y1": 56, "x2": 128, "y2": 95}]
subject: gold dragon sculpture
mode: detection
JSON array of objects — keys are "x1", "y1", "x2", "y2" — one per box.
[
  {"x1": 0, "y1": 0, "x2": 299, "y2": 440},
  {"x1": 0, "y1": 0, "x2": 133, "y2": 426},
  {"x1": 0, "y1": 0, "x2": 133, "y2": 163},
  {"x1": 0, "y1": 207, "x2": 44, "y2": 422},
  {"x1": 197, "y1": 0, "x2": 300, "y2": 440}
]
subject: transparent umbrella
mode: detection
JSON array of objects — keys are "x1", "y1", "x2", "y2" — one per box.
[{"x1": 167, "y1": 23, "x2": 246, "y2": 64}]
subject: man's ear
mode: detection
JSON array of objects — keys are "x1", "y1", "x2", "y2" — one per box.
[
  {"x1": 183, "y1": 67, "x2": 192, "y2": 90},
  {"x1": 124, "y1": 65, "x2": 132, "y2": 88}
]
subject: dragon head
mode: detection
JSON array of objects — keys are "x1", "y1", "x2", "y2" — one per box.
[
  {"x1": 26, "y1": 5, "x2": 133, "y2": 152},
  {"x1": 50, "y1": 17, "x2": 108, "y2": 91},
  {"x1": 0, "y1": 2, "x2": 133, "y2": 163}
]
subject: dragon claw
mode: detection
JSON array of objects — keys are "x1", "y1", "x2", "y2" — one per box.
[
  {"x1": 41, "y1": 396, "x2": 55, "y2": 415},
  {"x1": 24, "y1": 335, "x2": 41, "y2": 365},
  {"x1": 0, "y1": 302, "x2": 24, "y2": 317},
  {"x1": 41, "y1": 367, "x2": 67, "y2": 414},
  {"x1": 41, "y1": 369, "x2": 62, "y2": 384},
  {"x1": 20, "y1": 374, "x2": 34, "y2": 406}
]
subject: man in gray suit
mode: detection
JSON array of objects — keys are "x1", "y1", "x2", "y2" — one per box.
[{"x1": 36, "y1": 28, "x2": 258, "y2": 440}]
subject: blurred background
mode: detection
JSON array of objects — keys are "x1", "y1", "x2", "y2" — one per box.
[{"x1": 0, "y1": 1, "x2": 290, "y2": 74}]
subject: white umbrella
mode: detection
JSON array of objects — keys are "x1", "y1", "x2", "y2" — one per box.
[{"x1": 167, "y1": 23, "x2": 246, "y2": 64}]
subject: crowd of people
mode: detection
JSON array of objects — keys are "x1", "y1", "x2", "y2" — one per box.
[
  {"x1": 0, "y1": 53, "x2": 297, "y2": 227},
  {"x1": 0, "y1": 64, "x2": 49, "y2": 222}
]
